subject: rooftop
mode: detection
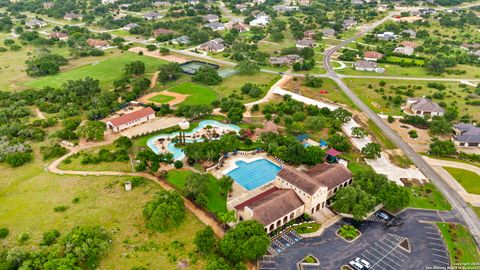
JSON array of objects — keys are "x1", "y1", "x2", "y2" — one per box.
[{"x1": 107, "y1": 107, "x2": 155, "y2": 127}]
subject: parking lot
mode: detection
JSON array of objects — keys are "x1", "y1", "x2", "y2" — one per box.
[{"x1": 272, "y1": 209, "x2": 456, "y2": 270}]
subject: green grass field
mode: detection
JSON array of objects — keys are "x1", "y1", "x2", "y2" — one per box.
[
  {"x1": 408, "y1": 183, "x2": 452, "y2": 211},
  {"x1": 166, "y1": 82, "x2": 218, "y2": 105},
  {"x1": 443, "y1": 167, "x2": 480, "y2": 195},
  {"x1": 148, "y1": 93, "x2": 176, "y2": 104},
  {"x1": 385, "y1": 56, "x2": 425, "y2": 65},
  {"x1": 437, "y1": 223, "x2": 480, "y2": 265},
  {"x1": 165, "y1": 170, "x2": 227, "y2": 215},
  {"x1": 25, "y1": 52, "x2": 167, "y2": 90},
  {"x1": 0, "y1": 148, "x2": 206, "y2": 270},
  {"x1": 211, "y1": 73, "x2": 280, "y2": 102}
]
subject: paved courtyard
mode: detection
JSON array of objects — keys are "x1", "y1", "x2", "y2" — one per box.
[{"x1": 259, "y1": 209, "x2": 459, "y2": 270}]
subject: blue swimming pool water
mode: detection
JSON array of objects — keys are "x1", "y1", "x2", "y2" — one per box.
[
  {"x1": 227, "y1": 159, "x2": 281, "y2": 190},
  {"x1": 146, "y1": 120, "x2": 240, "y2": 160}
]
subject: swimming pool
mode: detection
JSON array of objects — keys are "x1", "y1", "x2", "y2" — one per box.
[
  {"x1": 146, "y1": 120, "x2": 240, "y2": 160},
  {"x1": 226, "y1": 158, "x2": 281, "y2": 190}
]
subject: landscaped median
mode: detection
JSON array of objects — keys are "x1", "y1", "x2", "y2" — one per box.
[{"x1": 336, "y1": 224, "x2": 360, "y2": 242}]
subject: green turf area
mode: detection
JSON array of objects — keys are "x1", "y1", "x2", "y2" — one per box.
[
  {"x1": 385, "y1": 56, "x2": 425, "y2": 65},
  {"x1": 25, "y1": 52, "x2": 166, "y2": 90},
  {"x1": 437, "y1": 223, "x2": 480, "y2": 265},
  {"x1": 166, "y1": 82, "x2": 218, "y2": 105},
  {"x1": 291, "y1": 222, "x2": 320, "y2": 234},
  {"x1": 408, "y1": 183, "x2": 451, "y2": 211},
  {"x1": 211, "y1": 73, "x2": 280, "y2": 102},
  {"x1": 148, "y1": 93, "x2": 176, "y2": 104},
  {"x1": 366, "y1": 119, "x2": 396, "y2": 150},
  {"x1": 0, "y1": 148, "x2": 206, "y2": 269},
  {"x1": 165, "y1": 170, "x2": 227, "y2": 215},
  {"x1": 443, "y1": 167, "x2": 480, "y2": 195}
]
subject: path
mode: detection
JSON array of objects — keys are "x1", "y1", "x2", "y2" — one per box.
[
  {"x1": 423, "y1": 156, "x2": 480, "y2": 175},
  {"x1": 34, "y1": 107, "x2": 46, "y2": 119},
  {"x1": 431, "y1": 166, "x2": 480, "y2": 207},
  {"x1": 150, "y1": 71, "x2": 159, "y2": 88}
]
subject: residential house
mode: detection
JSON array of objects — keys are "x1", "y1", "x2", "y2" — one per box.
[
  {"x1": 321, "y1": 28, "x2": 336, "y2": 37},
  {"x1": 401, "y1": 29, "x2": 417, "y2": 38},
  {"x1": 461, "y1": 43, "x2": 480, "y2": 50},
  {"x1": 144, "y1": 12, "x2": 161, "y2": 20},
  {"x1": 235, "y1": 4, "x2": 247, "y2": 12},
  {"x1": 106, "y1": 107, "x2": 156, "y2": 132},
  {"x1": 470, "y1": 50, "x2": 480, "y2": 59},
  {"x1": 405, "y1": 97, "x2": 445, "y2": 116},
  {"x1": 274, "y1": 5, "x2": 299, "y2": 12},
  {"x1": 376, "y1": 31, "x2": 397, "y2": 41},
  {"x1": 419, "y1": 8, "x2": 436, "y2": 15},
  {"x1": 297, "y1": 0, "x2": 311, "y2": 5},
  {"x1": 269, "y1": 54, "x2": 303, "y2": 66},
  {"x1": 123, "y1": 23, "x2": 138, "y2": 31},
  {"x1": 253, "y1": 0, "x2": 266, "y2": 4},
  {"x1": 153, "y1": 28, "x2": 174, "y2": 36},
  {"x1": 353, "y1": 60, "x2": 385, "y2": 73},
  {"x1": 86, "y1": 39, "x2": 109, "y2": 49},
  {"x1": 250, "y1": 14, "x2": 270, "y2": 27},
  {"x1": 49, "y1": 32, "x2": 68, "y2": 40},
  {"x1": 154, "y1": 1, "x2": 170, "y2": 7},
  {"x1": 188, "y1": 0, "x2": 199, "y2": 5},
  {"x1": 393, "y1": 46, "x2": 414, "y2": 56},
  {"x1": 453, "y1": 123, "x2": 480, "y2": 148},
  {"x1": 304, "y1": 30, "x2": 315, "y2": 39},
  {"x1": 199, "y1": 38, "x2": 225, "y2": 52},
  {"x1": 363, "y1": 51, "x2": 384, "y2": 61},
  {"x1": 296, "y1": 38, "x2": 315, "y2": 49},
  {"x1": 64, "y1": 12, "x2": 83, "y2": 21},
  {"x1": 102, "y1": 0, "x2": 117, "y2": 4},
  {"x1": 26, "y1": 19, "x2": 46, "y2": 28},
  {"x1": 399, "y1": 41, "x2": 418, "y2": 48},
  {"x1": 342, "y1": 18, "x2": 356, "y2": 30},
  {"x1": 204, "y1": 22, "x2": 225, "y2": 31},
  {"x1": 43, "y1": 2, "x2": 54, "y2": 9},
  {"x1": 171, "y1": 35, "x2": 191, "y2": 45},
  {"x1": 203, "y1": 14, "x2": 219, "y2": 23},
  {"x1": 377, "y1": 4, "x2": 388, "y2": 12},
  {"x1": 235, "y1": 163, "x2": 353, "y2": 233},
  {"x1": 446, "y1": 7, "x2": 461, "y2": 13},
  {"x1": 231, "y1": 22, "x2": 250, "y2": 32}
]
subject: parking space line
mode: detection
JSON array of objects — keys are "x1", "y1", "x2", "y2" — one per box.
[
  {"x1": 374, "y1": 260, "x2": 397, "y2": 270},
  {"x1": 390, "y1": 250, "x2": 409, "y2": 261},
  {"x1": 375, "y1": 242, "x2": 396, "y2": 253},
  {"x1": 383, "y1": 237, "x2": 400, "y2": 247},
  {"x1": 425, "y1": 231, "x2": 439, "y2": 235},
  {"x1": 365, "y1": 249, "x2": 383, "y2": 260},
  {"x1": 433, "y1": 253, "x2": 449, "y2": 259},
  {"x1": 431, "y1": 247, "x2": 448, "y2": 253},
  {"x1": 433, "y1": 259, "x2": 449, "y2": 265},
  {"x1": 427, "y1": 236, "x2": 442, "y2": 240},
  {"x1": 364, "y1": 250, "x2": 382, "y2": 261}
]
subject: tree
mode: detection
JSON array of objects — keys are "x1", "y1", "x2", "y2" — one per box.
[
  {"x1": 114, "y1": 136, "x2": 133, "y2": 150},
  {"x1": 227, "y1": 107, "x2": 244, "y2": 123},
  {"x1": 143, "y1": 190, "x2": 186, "y2": 232},
  {"x1": 124, "y1": 61, "x2": 145, "y2": 75},
  {"x1": 192, "y1": 66, "x2": 222, "y2": 85},
  {"x1": 220, "y1": 220, "x2": 270, "y2": 263},
  {"x1": 429, "y1": 117, "x2": 452, "y2": 135},
  {"x1": 76, "y1": 120, "x2": 106, "y2": 141},
  {"x1": 206, "y1": 256, "x2": 231, "y2": 270},
  {"x1": 361, "y1": 142, "x2": 381, "y2": 159},
  {"x1": 332, "y1": 186, "x2": 377, "y2": 220},
  {"x1": 425, "y1": 58, "x2": 446, "y2": 75},
  {"x1": 235, "y1": 60, "x2": 260, "y2": 75},
  {"x1": 351, "y1": 127, "x2": 367, "y2": 138},
  {"x1": 305, "y1": 116, "x2": 326, "y2": 130},
  {"x1": 174, "y1": 160, "x2": 183, "y2": 169},
  {"x1": 332, "y1": 108, "x2": 352, "y2": 123},
  {"x1": 0, "y1": 227, "x2": 9, "y2": 239},
  {"x1": 26, "y1": 54, "x2": 68, "y2": 77},
  {"x1": 304, "y1": 74, "x2": 323, "y2": 87},
  {"x1": 328, "y1": 134, "x2": 351, "y2": 152},
  {"x1": 194, "y1": 227, "x2": 217, "y2": 255},
  {"x1": 429, "y1": 139, "x2": 456, "y2": 156},
  {"x1": 5, "y1": 152, "x2": 32, "y2": 167},
  {"x1": 185, "y1": 173, "x2": 209, "y2": 206},
  {"x1": 157, "y1": 62, "x2": 182, "y2": 83}
]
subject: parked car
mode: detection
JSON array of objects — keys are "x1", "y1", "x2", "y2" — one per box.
[
  {"x1": 376, "y1": 211, "x2": 389, "y2": 221},
  {"x1": 355, "y1": 257, "x2": 371, "y2": 269},
  {"x1": 349, "y1": 260, "x2": 366, "y2": 270}
]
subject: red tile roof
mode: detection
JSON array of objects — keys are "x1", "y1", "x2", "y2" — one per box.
[
  {"x1": 326, "y1": 148, "x2": 342, "y2": 156},
  {"x1": 234, "y1": 187, "x2": 278, "y2": 210},
  {"x1": 87, "y1": 39, "x2": 108, "y2": 47},
  {"x1": 399, "y1": 41, "x2": 418, "y2": 48},
  {"x1": 108, "y1": 107, "x2": 155, "y2": 127},
  {"x1": 153, "y1": 28, "x2": 174, "y2": 36},
  {"x1": 364, "y1": 51, "x2": 384, "y2": 59}
]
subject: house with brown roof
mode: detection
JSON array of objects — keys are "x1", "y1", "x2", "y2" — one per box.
[
  {"x1": 399, "y1": 41, "x2": 418, "y2": 48},
  {"x1": 364, "y1": 51, "x2": 384, "y2": 61},
  {"x1": 353, "y1": 60, "x2": 385, "y2": 73},
  {"x1": 405, "y1": 97, "x2": 445, "y2": 116},
  {"x1": 86, "y1": 39, "x2": 109, "y2": 49},
  {"x1": 199, "y1": 38, "x2": 225, "y2": 52},
  {"x1": 49, "y1": 32, "x2": 68, "y2": 40},
  {"x1": 296, "y1": 38, "x2": 315, "y2": 49},
  {"x1": 235, "y1": 163, "x2": 352, "y2": 233},
  {"x1": 105, "y1": 107, "x2": 156, "y2": 132},
  {"x1": 153, "y1": 28, "x2": 174, "y2": 36},
  {"x1": 64, "y1": 12, "x2": 83, "y2": 21},
  {"x1": 269, "y1": 54, "x2": 303, "y2": 66},
  {"x1": 231, "y1": 22, "x2": 250, "y2": 32}
]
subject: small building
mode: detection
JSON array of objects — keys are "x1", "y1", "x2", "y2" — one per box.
[
  {"x1": 363, "y1": 51, "x2": 383, "y2": 61},
  {"x1": 321, "y1": 28, "x2": 336, "y2": 37},
  {"x1": 269, "y1": 54, "x2": 303, "y2": 66},
  {"x1": 203, "y1": 14, "x2": 219, "y2": 23},
  {"x1": 235, "y1": 4, "x2": 247, "y2": 12},
  {"x1": 204, "y1": 22, "x2": 225, "y2": 31},
  {"x1": 64, "y1": 12, "x2": 83, "y2": 21},
  {"x1": 49, "y1": 31, "x2": 68, "y2": 40},
  {"x1": 297, "y1": 0, "x2": 311, "y2": 6},
  {"x1": 106, "y1": 107, "x2": 156, "y2": 132},
  {"x1": 304, "y1": 30, "x2": 315, "y2": 39},
  {"x1": 405, "y1": 97, "x2": 445, "y2": 116},
  {"x1": 377, "y1": 4, "x2": 388, "y2": 12},
  {"x1": 123, "y1": 23, "x2": 138, "y2": 31},
  {"x1": 393, "y1": 46, "x2": 414, "y2": 56},
  {"x1": 199, "y1": 39, "x2": 225, "y2": 52},
  {"x1": 26, "y1": 19, "x2": 47, "y2": 28},
  {"x1": 453, "y1": 123, "x2": 480, "y2": 148},
  {"x1": 250, "y1": 14, "x2": 270, "y2": 27},
  {"x1": 154, "y1": 1, "x2": 170, "y2": 7},
  {"x1": 171, "y1": 35, "x2": 190, "y2": 45},
  {"x1": 144, "y1": 12, "x2": 161, "y2": 20},
  {"x1": 461, "y1": 43, "x2": 480, "y2": 50},
  {"x1": 153, "y1": 28, "x2": 174, "y2": 36},
  {"x1": 376, "y1": 31, "x2": 397, "y2": 41},
  {"x1": 353, "y1": 60, "x2": 384, "y2": 73},
  {"x1": 188, "y1": 0, "x2": 199, "y2": 4},
  {"x1": 274, "y1": 5, "x2": 299, "y2": 12},
  {"x1": 342, "y1": 19, "x2": 356, "y2": 30},
  {"x1": 43, "y1": 2, "x2": 54, "y2": 9},
  {"x1": 102, "y1": 0, "x2": 117, "y2": 4},
  {"x1": 231, "y1": 22, "x2": 250, "y2": 32},
  {"x1": 399, "y1": 41, "x2": 418, "y2": 48},
  {"x1": 296, "y1": 38, "x2": 315, "y2": 49},
  {"x1": 86, "y1": 39, "x2": 109, "y2": 49}
]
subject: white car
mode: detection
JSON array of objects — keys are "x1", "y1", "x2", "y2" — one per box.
[
  {"x1": 349, "y1": 260, "x2": 365, "y2": 270},
  {"x1": 355, "y1": 257, "x2": 371, "y2": 269}
]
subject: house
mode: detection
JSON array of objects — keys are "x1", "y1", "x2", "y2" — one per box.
[
  {"x1": 199, "y1": 38, "x2": 225, "y2": 52},
  {"x1": 321, "y1": 28, "x2": 336, "y2": 37},
  {"x1": 253, "y1": 0, "x2": 266, "y2": 4},
  {"x1": 231, "y1": 22, "x2": 250, "y2": 32},
  {"x1": 363, "y1": 51, "x2": 383, "y2": 61},
  {"x1": 304, "y1": 30, "x2": 315, "y2": 39},
  {"x1": 144, "y1": 12, "x2": 161, "y2": 20},
  {"x1": 171, "y1": 35, "x2": 191, "y2": 45},
  {"x1": 393, "y1": 46, "x2": 414, "y2": 56},
  {"x1": 154, "y1": 1, "x2": 170, "y2": 7},
  {"x1": 376, "y1": 31, "x2": 397, "y2": 41},
  {"x1": 470, "y1": 50, "x2": 480, "y2": 59},
  {"x1": 64, "y1": 12, "x2": 83, "y2": 21},
  {"x1": 399, "y1": 41, "x2": 418, "y2": 48},
  {"x1": 401, "y1": 29, "x2": 417, "y2": 38},
  {"x1": 446, "y1": 7, "x2": 461, "y2": 13},
  {"x1": 405, "y1": 97, "x2": 445, "y2": 116},
  {"x1": 419, "y1": 8, "x2": 436, "y2": 15},
  {"x1": 269, "y1": 54, "x2": 303, "y2": 66},
  {"x1": 153, "y1": 28, "x2": 174, "y2": 36},
  {"x1": 102, "y1": 0, "x2": 117, "y2": 4},
  {"x1": 377, "y1": 4, "x2": 388, "y2": 12},
  {"x1": 26, "y1": 19, "x2": 46, "y2": 28},
  {"x1": 123, "y1": 23, "x2": 138, "y2": 31},
  {"x1": 86, "y1": 39, "x2": 109, "y2": 49},
  {"x1": 296, "y1": 38, "x2": 315, "y2": 49},
  {"x1": 49, "y1": 32, "x2": 68, "y2": 40},
  {"x1": 274, "y1": 5, "x2": 299, "y2": 12},
  {"x1": 342, "y1": 19, "x2": 356, "y2": 30},
  {"x1": 353, "y1": 60, "x2": 384, "y2": 73},
  {"x1": 235, "y1": 163, "x2": 353, "y2": 233},
  {"x1": 203, "y1": 14, "x2": 219, "y2": 22},
  {"x1": 43, "y1": 2, "x2": 54, "y2": 9},
  {"x1": 453, "y1": 123, "x2": 480, "y2": 148},
  {"x1": 106, "y1": 107, "x2": 156, "y2": 132},
  {"x1": 297, "y1": 0, "x2": 311, "y2": 5},
  {"x1": 235, "y1": 4, "x2": 247, "y2": 12},
  {"x1": 204, "y1": 22, "x2": 225, "y2": 31},
  {"x1": 250, "y1": 16, "x2": 270, "y2": 27},
  {"x1": 188, "y1": 0, "x2": 199, "y2": 5}
]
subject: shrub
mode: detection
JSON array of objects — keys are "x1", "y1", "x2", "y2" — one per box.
[
  {"x1": 54, "y1": 205, "x2": 68, "y2": 212},
  {"x1": 0, "y1": 227, "x2": 9, "y2": 238},
  {"x1": 174, "y1": 160, "x2": 183, "y2": 169},
  {"x1": 18, "y1": 232, "x2": 30, "y2": 244},
  {"x1": 143, "y1": 190, "x2": 185, "y2": 232},
  {"x1": 41, "y1": 229, "x2": 61, "y2": 246},
  {"x1": 408, "y1": 130, "x2": 418, "y2": 138}
]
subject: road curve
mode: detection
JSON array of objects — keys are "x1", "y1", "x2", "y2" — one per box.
[{"x1": 323, "y1": 13, "x2": 480, "y2": 245}]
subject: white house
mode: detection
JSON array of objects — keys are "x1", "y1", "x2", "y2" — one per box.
[
  {"x1": 106, "y1": 107, "x2": 156, "y2": 132},
  {"x1": 26, "y1": 19, "x2": 47, "y2": 28},
  {"x1": 249, "y1": 15, "x2": 270, "y2": 27},
  {"x1": 353, "y1": 60, "x2": 385, "y2": 73}
]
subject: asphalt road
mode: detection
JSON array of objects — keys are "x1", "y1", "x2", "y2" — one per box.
[{"x1": 322, "y1": 13, "x2": 480, "y2": 246}]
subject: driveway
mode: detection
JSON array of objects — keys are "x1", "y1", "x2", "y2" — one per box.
[{"x1": 263, "y1": 209, "x2": 458, "y2": 270}]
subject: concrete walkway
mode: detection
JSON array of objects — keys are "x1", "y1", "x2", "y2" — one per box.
[{"x1": 423, "y1": 156, "x2": 480, "y2": 175}]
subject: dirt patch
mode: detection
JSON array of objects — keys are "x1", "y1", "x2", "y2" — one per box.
[
  {"x1": 138, "y1": 91, "x2": 188, "y2": 107},
  {"x1": 128, "y1": 47, "x2": 189, "y2": 63},
  {"x1": 383, "y1": 118, "x2": 433, "y2": 153}
]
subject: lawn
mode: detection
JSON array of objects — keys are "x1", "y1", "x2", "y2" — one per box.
[
  {"x1": 443, "y1": 167, "x2": 480, "y2": 195},
  {"x1": 148, "y1": 93, "x2": 175, "y2": 104},
  {"x1": 437, "y1": 223, "x2": 480, "y2": 265},
  {"x1": 408, "y1": 183, "x2": 452, "y2": 211},
  {"x1": 25, "y1": 52, "x2": 167, "y2": 90},
  {"x1": 211, "y1": 73, "x2": 280, "y2": 103},
  {"x1": 166, "y1": 82, "x2": 218, "y2": 106},
  {"x1": 165, "y1": 169, "x2": 228, "y2": 215},
  {"x1": 291, "y1": 222, "x2": 320, "y2": 234},
  {"x1": 0, "y1": 148, "x2": 206, "y2": 270},
  {"x1": 366, "y1": 119, "x2": 396, "y2": 150},
  {"x1": 385, "y1": 56, "x2": 425, "y2": 65}
]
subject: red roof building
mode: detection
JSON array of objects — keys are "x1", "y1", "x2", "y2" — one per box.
[
  {"x1": 399, "y1": 41, "x2": 418, "y2": 48},
  {"x1": 153, "y1": 28, "x2": 174, "y2": 36},
  {"x1": 364, "y1": 51, "x2": 384, "y2": 61},
  {"x1": 106, "y1": 107, "x2": 156, "y2": 132}
]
